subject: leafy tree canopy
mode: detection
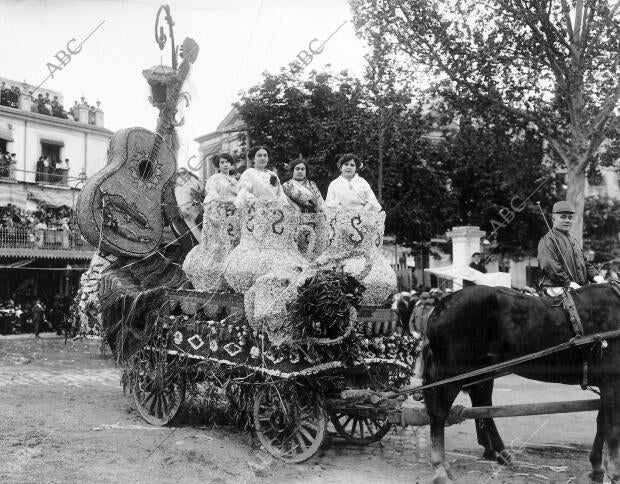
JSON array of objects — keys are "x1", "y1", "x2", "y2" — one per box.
[
  {"x1": 235, "y1": 68, "x2": 455, "y2": 247},
  {"x1": 350, "y1": 0, "x2": 620, "y2": 243}
]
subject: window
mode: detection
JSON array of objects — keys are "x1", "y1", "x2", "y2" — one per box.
[
  {"x1": 0, "y1": 139, "x2": 6, "y2": 154},
  {"x1": 41, "y1": 142, "x2": 61, "y2": 165}
]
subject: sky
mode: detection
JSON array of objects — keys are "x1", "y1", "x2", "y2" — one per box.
[{"x1": 0, "y1": 0, "x2": 368, "y2": 170}]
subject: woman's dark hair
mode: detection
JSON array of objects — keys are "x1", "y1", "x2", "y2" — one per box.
[
  {"x1": 336, "y1": 153, "x2": 359, "y2": 169},
  {"x1": 248, "y1": 145, "x2": 269, "y2": 164},
  {"x1": 212, "y1": 152, "x2": 234, "y2": 169},
  {"x1": 289, "y1": 157, "x2": 308, "y2": 178}
]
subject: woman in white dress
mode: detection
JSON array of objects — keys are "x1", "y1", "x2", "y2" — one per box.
[
  {"x1": 182, "y1": 153, "x2": 240, "y2": 292},
  {"x1": 203, "y1": 153, "x2": 239, "y2": 204},
  {"x1": 325, "y1": 153, "x2": 382, "y2": 212},
  {"x1": 282, "y1": 158, "x2": 324, "y2": 213},
  {"x1": 235, "y1": 146, "x2": 288, "y2": 208}
]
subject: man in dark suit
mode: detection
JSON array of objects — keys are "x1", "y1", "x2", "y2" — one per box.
[{"x1": 469, "y1": 252, "x2": 487, "y2": 273}]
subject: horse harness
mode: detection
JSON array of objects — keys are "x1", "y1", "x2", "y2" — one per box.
[{"x1": 562, "y1": 280, "x2": 620, "y2": 390}]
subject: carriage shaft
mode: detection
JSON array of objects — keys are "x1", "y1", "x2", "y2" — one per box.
[{"x1": 389, "y1": 398, "x2": 600, "y2": 427}]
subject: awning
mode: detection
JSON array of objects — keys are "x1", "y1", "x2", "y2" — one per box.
[
  {"x1": 0, "y1": 128, "x2": 14, "y2": 141},
  {"x1": 425, "y1": 265, "x2": 512, "y2": 287},
  {"x1": 40, "y1": 138, "x2": 65, "y2": 146},
  {"x1": 26, "y1": 185, "x2": 76, "y2": 208},
  {"x1": 0, "y1": 184, "x2": 28, "y2": 206}
]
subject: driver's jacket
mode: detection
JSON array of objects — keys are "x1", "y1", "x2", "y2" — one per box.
[{"x1": 537, "y1": 228, "x2": 598, "y2": 288}]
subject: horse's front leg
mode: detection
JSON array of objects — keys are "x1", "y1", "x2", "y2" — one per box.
[
  {"x1": 425, "y1": 384, "x2": 460, "y2": 484},
  {"x1": 589, "y1": 409, "x2": 605, "y2": 483},
  {"x1": 601, "y1": 379, "x2": 620, "y2": 483},
  {"x1": 429, "y1": 414, "x2": 452, "y2": 484}
]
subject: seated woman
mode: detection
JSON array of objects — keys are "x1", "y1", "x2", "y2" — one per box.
[
  {"x1": 182, "y1": 153, "x2": 240, "y2": 292},
  {"x1": 318, "y1": 154, "x2": 394, "y2": 306},
  {"x1": 282, "y1": 158, "x2": 325, "y2": 213},
  {"x1": 235, "y1": 146, "x2": 288, "y2": 208},
  {"x1": 225, "y1": 147, "x2": 308, "y2": 293},
  {"x1": 203, "y1": 153, "x2": 239, "y2": 204},
  {"x1": 325, "y1": 153, "x2": 382, "y2": 212}
]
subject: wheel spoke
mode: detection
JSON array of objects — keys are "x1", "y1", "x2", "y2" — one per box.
[
  {"x1": 295, "y1": 433, "x2": 308, "y2": 453},
  {"x1": 340, "y1": 415, "x2": 353, "y2": 430},
  {"x1": 298, "y1": 426, "x2": 314, "y2": 443},
  {"x1": 161, "y1": 392, "x2": 170, "y2": 418},
  {"x1": 148, "y1": 392, "x2": 157, "y2": 415}
]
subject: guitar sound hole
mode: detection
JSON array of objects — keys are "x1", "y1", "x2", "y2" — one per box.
[{"x1": 137, "y1": 158, "x2": 155, "y2": 180}]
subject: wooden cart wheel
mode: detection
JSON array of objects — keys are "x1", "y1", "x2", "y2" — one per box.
[
  {"x1": 253, "y1": 385, "x2": 327, "y2": 463},
  {"x1": 329, "y1": 411, "x2": 392, "y2": 445},
  {"x1": 132, "y1": 352, "x2": 185, "y2": 426}
]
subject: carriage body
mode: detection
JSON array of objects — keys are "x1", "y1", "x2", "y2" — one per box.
[{"x1": 127, "y1": 286, "x2": 418, "y2": 462}]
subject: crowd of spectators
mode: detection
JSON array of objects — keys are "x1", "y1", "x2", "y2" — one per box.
[
  {"x1": 0, "y1": 205, "x2": 79, "y2": 249},
  {"x1": 0, "y1": 83, "x2": 20, "y2": 109},
  {"x1": 35, "y1": 156, "x2": 70, "y2": 183},
  {"x1": 31, "y1": 92, "x2": 69, "y2": 119},
  {"x1": 0, "y1": 294, "x2": 72, "y2": 336},
  {"x1": 392, "y1": 287, "x2": 452, "y2": 338},
  {"x1": 1, "y1": 82, "x2": 101, "y2": 127}
]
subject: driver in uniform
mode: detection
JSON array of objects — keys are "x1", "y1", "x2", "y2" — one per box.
[{"x1": 537, "y1": 200, "x2": 604, "y2": 296}]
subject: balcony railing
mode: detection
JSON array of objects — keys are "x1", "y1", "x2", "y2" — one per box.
[
  {"x1": 0, "y1": 163, "x2": 16, "y2": 180},
  {"x1": 0, "y1": 227, "x2": 93, "y2": 251},
  {"x1": 0, "y1": 167, "x2": 80, "y2": 186}
]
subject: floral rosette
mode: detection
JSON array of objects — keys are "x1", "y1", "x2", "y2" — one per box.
[
  {"x1": 295, "y1": 212, "x2": 327, "y2": 261},
  {"x1": 314, "y1": 207, "x2": 395, "y2": 306},
  {"x1": 224, "y1": 199, "x2": 308, "y2": 293},
  {"x1": 183, "y1": 200, "x2": 240, "y2": 292}
]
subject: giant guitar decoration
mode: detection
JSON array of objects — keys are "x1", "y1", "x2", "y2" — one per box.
[{"x1": 77, "y1": 38, "x2": 199, "y2": 257}]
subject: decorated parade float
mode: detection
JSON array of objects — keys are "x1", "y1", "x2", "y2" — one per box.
[
  {"x1": 70, "y1": 8, "x2": 620, "y2": 482},
  {"x1": 72, "y1": 6, "x2": 419, "y2": 463}
]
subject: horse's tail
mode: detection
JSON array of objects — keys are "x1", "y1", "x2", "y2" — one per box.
[{"x1": 421, "y1": 339, "x2": 439, "y2": 386}]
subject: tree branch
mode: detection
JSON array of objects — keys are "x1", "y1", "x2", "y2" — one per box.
[
  {"x1": 560, "y1": 0, "x2": 575, "y2": 42},
  {"x1": 609, "y1": 0, "x2": 620, "y2": 19},
  {"x1": 574, "y1": 0, "x2": 584, "y2": 42}
]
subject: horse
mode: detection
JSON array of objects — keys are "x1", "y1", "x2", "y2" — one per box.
[{"x1": 421, "y1": 283, "x2": 620, "y2": 484}]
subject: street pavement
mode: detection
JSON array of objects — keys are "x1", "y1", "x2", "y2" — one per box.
[{"x1": 0, "y1": 335, "x2": 609, "y2": 483}]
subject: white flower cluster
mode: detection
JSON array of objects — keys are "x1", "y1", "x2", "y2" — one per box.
[
  {"x1": 76, "y1": 253, "x2": 113, "y2": 337},
  {"x1": 183, "y1": 200, "x2": 239, "y2": 292}
]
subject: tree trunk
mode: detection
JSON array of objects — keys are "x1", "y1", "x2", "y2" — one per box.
[
  {"x1": 378, "y1": 126, "x2": 384, "y2": 205},
  {"x1": 565, "y1": 160, "x2": 586, "y2": 246}
]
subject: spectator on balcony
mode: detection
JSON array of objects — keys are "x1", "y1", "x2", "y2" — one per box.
[
  {"x1": 34, "y1": 218, "x2": 47, "y2": 248},
  {"x1": 42, "y1": 156, "x2": 50, "y2": 183},
  {"x1": 8, "y1": 153, "x2": 16, "y2": 179},
  {"x1": 43, "y1": 93, "x2": 52, "y2": 114},
  {"x1": 69, "y1": 101, "x2": 79, "y2": 121},
  {"x1": 35, "y1": 156, "x2": 44, "y2": 182},
  {"x1": 0, "y1": 152, "x2": 9, "y2": 178},
  {"x1": 61, "y1": 217, "x2": 70, "y2": 249},
  {"x1": 88, "y1": 105, "x2": 96, "y2": 125}
]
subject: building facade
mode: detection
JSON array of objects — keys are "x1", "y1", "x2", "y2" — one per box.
[
  {"x1": 0, "y1": 76, "x2": 112, "y2": 312},
  {"x1": 194, "y1": 107, "x2": 247, "y2": 181}
]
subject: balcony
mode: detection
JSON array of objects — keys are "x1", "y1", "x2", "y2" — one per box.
[
  {"x1": 0, "y1": 227, "x2": 95, "y2": 259},
  {"x1": 0, "y1": 166, "x2": 77, "y2": 187}
]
